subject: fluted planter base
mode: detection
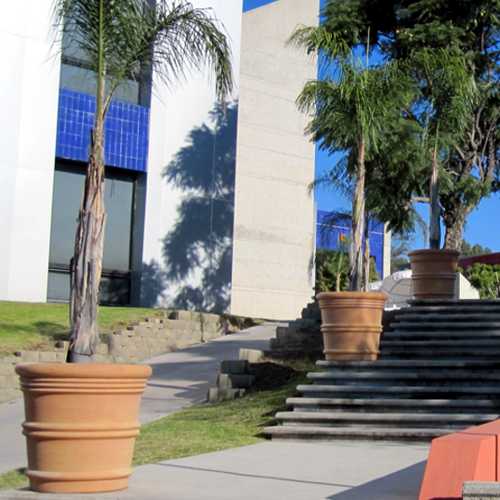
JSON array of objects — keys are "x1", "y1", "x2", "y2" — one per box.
[
  {"x1": 409, "y1": 249, "x2": 460, "y2": 300},
  {"x1": 317, "y1": 292, "x2": 387, "y2": 361},
  {"x1": 16, "y1": 363, "x2": 151, "y2": 494}
]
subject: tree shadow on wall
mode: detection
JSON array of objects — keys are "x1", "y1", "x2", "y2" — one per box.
[
  {"x1": 140, "y1": 260, "x2": 167, "y2": 308},
  {"x1": 161, "y1": 102, "x2": 238, "y2": 314}
]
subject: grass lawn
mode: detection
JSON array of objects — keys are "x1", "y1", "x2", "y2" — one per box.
[
  {"x1": 0, "y1": 362, "x2": 311, "y2": 491},
  {"x1": 0, "y1": 301, "x2": 164, "y2": 355}
]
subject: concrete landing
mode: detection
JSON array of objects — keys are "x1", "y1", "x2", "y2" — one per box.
[{"x1": 0, "y1": 441, "x2": 429, "y2": 499}]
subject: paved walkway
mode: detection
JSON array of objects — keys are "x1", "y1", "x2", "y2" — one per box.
[
  {"x1": 0, "y1": 441, "x2": 429, "y2": 499},
  {"x1": 0, "y1": 324, "x2": 277, "y2": 474}
]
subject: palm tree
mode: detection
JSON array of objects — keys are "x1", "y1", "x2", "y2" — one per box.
[
  {"x1": 407, "y1": 48, "x2": 477, "y2": 249},
  {"x1": 53, "y1": 0, "x2": 233, "y2": 362},
  {"x1": 290, "y1": 26, "x2": 414, "y2": 291}
]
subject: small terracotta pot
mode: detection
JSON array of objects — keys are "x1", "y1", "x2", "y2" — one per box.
[
  {"x1": 15, "y1": 363, "x2": 151, "y2": 494},
  {"x1": 317, "y1": 292, "x2": 387, "y2": 361},
  {"x1": 409, "y1": 249, "x2": 460, "y2": 300}
]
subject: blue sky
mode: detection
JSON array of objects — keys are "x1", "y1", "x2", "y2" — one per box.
[{"x1": 314, "y1": 152, "x2": 500, "y2": 251}]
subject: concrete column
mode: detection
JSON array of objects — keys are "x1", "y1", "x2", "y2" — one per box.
[{"x1": 230, "y1": 0, "x2": 319, "y2": 320}]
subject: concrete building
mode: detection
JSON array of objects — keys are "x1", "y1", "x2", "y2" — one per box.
[{"x1": 0, "y1": 0, "x2": 389, "y2": 321}]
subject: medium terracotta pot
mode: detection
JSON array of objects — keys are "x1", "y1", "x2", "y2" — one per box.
[
  {"x1": 15, "y1": 363, "x2": 151, "y2": 494},
  {"x1": 317, "y1": 292, "x2": 387, "y2": 361},
  {"x1": 409, "y1": 249, "x2": 460, "y2": 300}
]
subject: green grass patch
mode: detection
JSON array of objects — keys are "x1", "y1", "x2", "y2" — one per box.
[
  {"x1": 0, "y1": 469, "x2": 27, "y2": 491},
  {"x1": 0, "y1": 301, "x2": 164, "y2": 355},
  {"x1": 134, "y1": 377, "x2": 302, "y2": 465},
  {"x1": 0, "y1": 361, "x2": 311, "y2": 490}
]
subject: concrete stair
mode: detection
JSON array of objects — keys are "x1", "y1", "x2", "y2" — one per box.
[{"x1": 264, "y1": 299, "x2": 500, "y2": 441}]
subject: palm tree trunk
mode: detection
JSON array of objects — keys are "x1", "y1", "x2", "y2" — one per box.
[
  {"x1": 68, "y1": 1, "x2": 107, "y2": 362},
  {"x1": 68, "y1": 139, "x2": 106, "y2": 362},
  {"x1": 363, "y1": 210, "x2": 371, "y2": 292},
  {"x1": 349, "y1": 139, "x2": 366, "y2": 291},
  {"x1": 335, "y1": 252, "x2": 344, "y2": 291},
  {"x1": 429, "y1": 138, "x2": 441, "y2": 249}
]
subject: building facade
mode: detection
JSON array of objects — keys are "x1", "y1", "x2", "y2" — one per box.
[{"x1": 0, "y1": 0, "x2": 388, "y2": 321}]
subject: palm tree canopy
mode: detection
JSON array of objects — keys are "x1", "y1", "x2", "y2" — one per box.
[
  {"x1": 408, "y1": 47, "x2": 478, "y2": 148},
  {"x1": 297, "y1": 59, "x2": 415, "y2": 160},
  {"x1": 54, "y1": 0, "x2": 233, "y2": 102}
]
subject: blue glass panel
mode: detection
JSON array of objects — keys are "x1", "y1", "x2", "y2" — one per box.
[
  {"x1": 316, "y1": 210, "x2": 385, "y2": 277},
  {"x1": 55, "y1": 88, "x2": 149, "y2": 172}
]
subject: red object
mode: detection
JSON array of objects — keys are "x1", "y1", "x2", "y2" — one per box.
[
  {"x1": 459, "y1": 252, "x2": 500, "y2": 269},
  {"x1": 419, "y1": 420, "x2": 500, "y2": 500}
]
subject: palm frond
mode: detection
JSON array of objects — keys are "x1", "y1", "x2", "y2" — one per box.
[
  {"x1": 53, "y1": 0, "x2": 233, "y2": 104},
  {"x1": 287, "y1": 24, "x2": 350, "y2": 61}
]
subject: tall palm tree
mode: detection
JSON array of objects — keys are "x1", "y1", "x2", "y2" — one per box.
[
  {"x1": 290, "y1": 25, "x2": 414, "y2": 291},
  {"x1": 53, "y1": 0, "x2": 233, "y2": 362},
  {"x1": 407, "y1": 48, "x2": 477, "y2": 249}
]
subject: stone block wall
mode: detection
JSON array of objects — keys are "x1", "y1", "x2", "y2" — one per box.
[
  {"x1": 0, "y1": 310, "x2": 231, "y2": 404},
  {"x1": 267, "y1": 301, "x2": 323, "y2": 358},
  {"x1": 0, "y1": 345, "x2": 68, "y2": 403}
]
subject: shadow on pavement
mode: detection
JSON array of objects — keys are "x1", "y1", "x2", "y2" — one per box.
[
  {"x1": 157, "y1": 463, "x2": 354, "y2": 489},
  {"x1": 328, "y1": 461, "x2": 426, "y2": 499}
]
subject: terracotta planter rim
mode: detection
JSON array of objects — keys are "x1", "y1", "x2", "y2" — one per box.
[
  {"x1": 16, "y1": 363, "x2": 152, "y2": 380},
  {"x1": 408, "y1": 248, "x2": 460, "y2": 258},
  {"x1": 316, "y1": 291, "x2": 387, "y2": 301}
]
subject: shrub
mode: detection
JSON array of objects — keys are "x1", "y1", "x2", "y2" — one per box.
[
  {"x1": 315, "y1": 249, "x2": 379, "y2": 293},
  {"x1": 463, "y1": 263, "x2": 500, "y2": 299}
]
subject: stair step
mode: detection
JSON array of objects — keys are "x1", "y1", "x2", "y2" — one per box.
[
  {"x1": 307, "y1": 371, "x2": 500, "y2": 383},
  {"x1": 384, "y1": 331, "x2": 500, "y2": 340},
  {"x1": 410, "y1": 299, "x2": 500, "y2": 306},
  {"x1": 287, "y1": 398, "x2": 500, "y2": 413},
  {"x1": 316, "y1": 359, "x2": 500, "y2": 369},
  {"x1": 395, "y1": 321, "x2": 500, "y2": 329},
  {"x1": 298, "y1": 384, "x2": 500, "y2": 396},
  {"x1": 381, "y1": 339, "x2": 500, "y2": 348},
  {"x1": 275, "y1": 411, "x2": 497, "y2": 427},
  {"x1": 399, "y1": 306, "x2": 500, "y2": 315},
  {"x1": 379, "y1": 348, "x2": 500, "y2": 358},
  {"x1": 263, "y1": 425, "x2": 452, "y2": 441},
  {"x1": 394, "y1": 313, "x2": 500, "y2": 322}
]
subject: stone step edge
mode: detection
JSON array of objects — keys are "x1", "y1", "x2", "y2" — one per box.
[
  {"x1": 275, "y1": 411, "x2": 498, "y2": 422},
  {"x1": 286, "y1": 397, "x2": 500, "y2": 407},
  {"x1": 298, "y1": 384, "x2": 500, "y2": 394},
  {"x1": 316, "y1": 360, "x2": 500, "y2": 367},
  {"x1": 263, "y1": 425, "x2": 450, "y2": 440},
  {"x1": 307, "y1": 371, "x2": 500, "y2": 380}
]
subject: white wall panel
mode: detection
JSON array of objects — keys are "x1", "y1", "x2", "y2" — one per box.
[
  {"x1": 0, "y1": 1, "x2": 60, "y2": 301},
  {"x1": 142, "y1": 1, "x2": 243, "y2": 310}
]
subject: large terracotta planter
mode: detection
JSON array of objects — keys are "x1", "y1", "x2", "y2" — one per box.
[
  {"x1": 317, "y1": 292, "x2": 387, "y2": 361},
  {"x1": 15, "y1": 363, "x2": 151, "y2": 494},
  {"x1": 409, "y1": 249, "x2": 460, "y2": 300}
]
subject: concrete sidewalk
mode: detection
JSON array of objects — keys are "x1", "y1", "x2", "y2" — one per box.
[
  {"x1": 0, "y1": 441, "x2": 429, "y2": 499},
  {"x1": 0, "y1": 324, "x2": 277, "y2": 474}
]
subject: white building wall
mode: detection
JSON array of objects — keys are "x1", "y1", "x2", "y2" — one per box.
[
  {"x1": 230, "y1": 0, "x2": 319, "y2": 320},
  {"x1": 142, "y1": 1, "x2": 243, "y2": 309},
  {"x1": 0, "y1": 1, "x2": 61, "y2": 302}
]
